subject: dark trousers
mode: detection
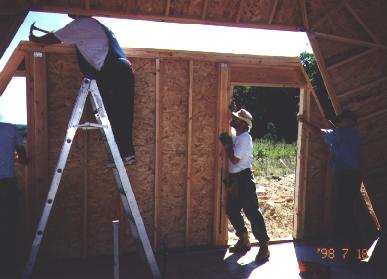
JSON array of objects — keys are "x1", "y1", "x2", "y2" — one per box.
[
  {"x1": 226, "y1": 169, "x2": 270, "y2": 243},
  {"x1": 97, "y1": 58, "x2": 135, "y2": 158},
  {"x1": 334, "y1": 170, "x2": 361, "y2": 246},
  {"x1": 0, "y1": 177, "x2": 20, "y2": 276}
]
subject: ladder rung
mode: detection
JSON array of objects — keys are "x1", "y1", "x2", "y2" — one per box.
[{"x1": 74, "y1": 122, "x2": 107, "y2": 130}]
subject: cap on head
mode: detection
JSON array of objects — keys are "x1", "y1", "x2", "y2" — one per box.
[
  {"x1": 232, "y1": 109, "x2": 253, "y2": 129},
  {"x1": 334, "y1": 109, "x2": 357, "y2": 123}
]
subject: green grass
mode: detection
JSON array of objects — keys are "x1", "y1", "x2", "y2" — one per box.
[{"x1": 252, "y1": 139, "x2": 297, "y2": 178}]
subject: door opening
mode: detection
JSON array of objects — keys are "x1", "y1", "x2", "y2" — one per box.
[{"x1": 227, "y1": 85, "x2": 300, "y2": 245}]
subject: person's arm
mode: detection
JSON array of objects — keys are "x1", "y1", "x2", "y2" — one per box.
[
  {"x1": 29, "y1": 33, "x2": 61, "y2": 45},
  {"x1": 297, "y1": 114, "x2": 324, "y2": 138},
  {"x1": 16, "y1": 145, "x2": 28, "y2": 165},
  {"x1": 219, "y1": 132, "x2": 240, "y2": 164}
]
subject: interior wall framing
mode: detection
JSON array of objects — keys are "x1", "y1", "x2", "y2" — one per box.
[{"x1": 3, "y1": 42, "x2": 330, "y2": 259}]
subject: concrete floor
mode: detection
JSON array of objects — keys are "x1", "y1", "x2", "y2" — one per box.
[{"x1": 29, "y1": 240, "x2": 386, "y2": 279}]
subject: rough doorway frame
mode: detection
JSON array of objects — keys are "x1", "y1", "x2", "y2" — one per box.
[{"x1": 212, "y1": 62, "x2": 315, "y2": 245}]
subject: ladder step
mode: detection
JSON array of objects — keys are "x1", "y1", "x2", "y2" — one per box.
[{"x1": 74, "y1": 122, "x2": 107, "y2": 129}]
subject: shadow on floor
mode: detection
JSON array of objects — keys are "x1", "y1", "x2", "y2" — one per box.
[{"x1": 23, "y1": 240, "x2": 387, "y2": 279}]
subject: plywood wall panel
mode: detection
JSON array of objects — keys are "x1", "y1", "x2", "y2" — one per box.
[
  {"x1": 303, "y1": 95, "x2": 333, "y2": 238},
  {"x1": 158, "y1": 60, "x2": 189, "y2": 248},
  {"x1": 42, "y1": 53, "x2": 84, "y2": 258},
  {"x1": 120, "y1": 57, "x2": 157, "y2": 250},
  {"x1": 171, "y1": 0, "x2": 203, "y2": 18},
  {"x1": 189, "y1": 61, "x2": 218, "y2": 246}
]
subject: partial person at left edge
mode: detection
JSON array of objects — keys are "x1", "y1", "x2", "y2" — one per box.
[
  {"x1": 29, "y1": 14, "x2": 136, "y2": 166},
  {"x1": 0, "y1": 122, "x2": 28, "y2": 278}
]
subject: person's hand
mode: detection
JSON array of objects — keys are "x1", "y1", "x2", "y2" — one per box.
[
  {"x1": 297, "y1": 114, "x2": 305, "y2": 122},
  {"x1": 219, "y1": 132, "x2": 232, "y2": 147}
]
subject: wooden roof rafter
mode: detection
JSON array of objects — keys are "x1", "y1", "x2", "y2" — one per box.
[
  {"x1": 308, "y1": 32, "x2": 340, "y2": 113},
  {"x1": 201, "y1": 0, "x2": 208, "y2": 20},
  {"x1": 337, "y1": 76, "x2": 387, "y2": 99},
  {"x1": 29, "y1": 4, "x2": 303, "y2": 31},
  {"x1": 343, "y1": 0, "x2": 380, "y2": 44},
  {"x1": 326, "y1": 47, "x2": 378, "y2": 71},
  {"x1": 84, "y1": 0, "x2": 90, "y2": 10},
  {"x1": 235, "y1": 0, "x2": 244, "y2": 24},
  {"x1": 312, "y1": 32, "x2": 387, "y2": 49},
  {"x1": 165, "y1": 0, "x2": 171, "y2": 17},
  {"x1": 0, "y1": 46, "x2": 25, "y2": 96},
  {"x1": 268, "y1": 0, "x2": 279, "y2": 25},
  {"x1": 298, "y1": 0, "x2": 309, "y2": 31}
]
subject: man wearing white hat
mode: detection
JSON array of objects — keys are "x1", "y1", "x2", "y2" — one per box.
[{"x1": 220, "y1": 108, "x2": 270, "y2": 262}]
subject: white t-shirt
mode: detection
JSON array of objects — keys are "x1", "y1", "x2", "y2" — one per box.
[
  {"x1": 228, "y1": 129, "x2": 253, "y2": 174},
  {"x1": 54, "y1": 17, "x2": 109, "y2": 71}
]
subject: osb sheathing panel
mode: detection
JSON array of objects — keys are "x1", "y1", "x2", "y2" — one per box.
[
  {"x1": 171, "y1": 0, "x2": 204, "y2": 18},
  {"x1": 90, "y1": 0, "x2": 130, "y2": 11},
  {"x1": 315, "y1": 6, "x2": 372, "y2": 42},
  {"x1": 119, "y1": 57, "x2": 157, "y2": 251},
  {"x1": 307, "y1": 0, "x2": 342, "y2": 27},
  {"x1": 158, "y1": 60, "x2": 189, "y2": 248},
  {"x1": 347, "y1": 0, "x2": 387, "y2": 44},
  {"x1": 41, "y1": 53, "x2": 84, "y2": 258},
  {"x1": 206, "y1": 0, "x2": 239, "y2": 21},
  {"x1": 330, "y1": 49, "x2": 387, "y2": 95},
  {"x1": 133, "y1": 0, "x2": 164, "y2": 15},
  {"x1": 316, "y1": 39, "x2": 367, "y2": 69},
  {"x1": 189, "y1": 61, "x2": 218, "y2": 245},
  {"x1": 33, "y1": 53, "x2": 158, "y2": 258},
  {"x1": 239, "y1": 0, "x2": 272, "y2": 23},
  {"x1": 339, "y1": 80, "x2": 387, "y2": 120},
  {"x1": 303, "y1": 96, "x2": 333, "y2": 238},
  {"x1": 38, "y1": 0, "x2": 83, "y2": 8},
  {"x1": 272, "y1": 0, "x2": 302, "y2": 26}
]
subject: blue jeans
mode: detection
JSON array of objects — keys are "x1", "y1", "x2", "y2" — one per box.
[
  {"x1": 97, "y1": 58, "x2": 135, "y2": 158},
  {"x1": 226, "y1": 169, "x2": 269, "y2": 243}
]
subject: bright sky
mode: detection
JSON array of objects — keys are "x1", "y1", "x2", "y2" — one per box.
[{"x1": 0, "y1": 11, "x2": 313, "y2": 124}]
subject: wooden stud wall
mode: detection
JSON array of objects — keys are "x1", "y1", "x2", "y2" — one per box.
[{"x1": 9, "y1": 43, "x2": 322, "y2": 258}]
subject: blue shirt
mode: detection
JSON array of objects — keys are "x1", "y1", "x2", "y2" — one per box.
[
  {"x1": 0, "y1": 122, "x2": 23, "y2": 178},
  {"x1": 323, "y1": 127, "x2": 360, "y2": 173}
]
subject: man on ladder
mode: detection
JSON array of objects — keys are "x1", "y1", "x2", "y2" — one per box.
[
  {"x1": 27, "y1": 15, "x2": 161, "y2": 279},
  {"x1": 30, "y1": 14, "x2": 136, "y2": 165}
]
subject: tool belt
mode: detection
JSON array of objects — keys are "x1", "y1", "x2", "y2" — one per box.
[{"x1": 224, "y1": 168, "x2": 253, "y2": 198}]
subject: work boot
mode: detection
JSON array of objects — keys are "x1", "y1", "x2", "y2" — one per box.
[
  {"x1": 255, "y1": 242, "x2": 270, "y2": 262},
  {"x1": 229, "y1": 232, "x2": 251, "y2": 253}
]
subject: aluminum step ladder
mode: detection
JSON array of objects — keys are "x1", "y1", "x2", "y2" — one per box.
[{"x1": 23, "y1": 78, "x2": 161, "y2": 279}]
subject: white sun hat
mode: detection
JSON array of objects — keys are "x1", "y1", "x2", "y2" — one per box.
[{"x1": 232, "y1": 109, "x2": 253, "y2": 129}]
